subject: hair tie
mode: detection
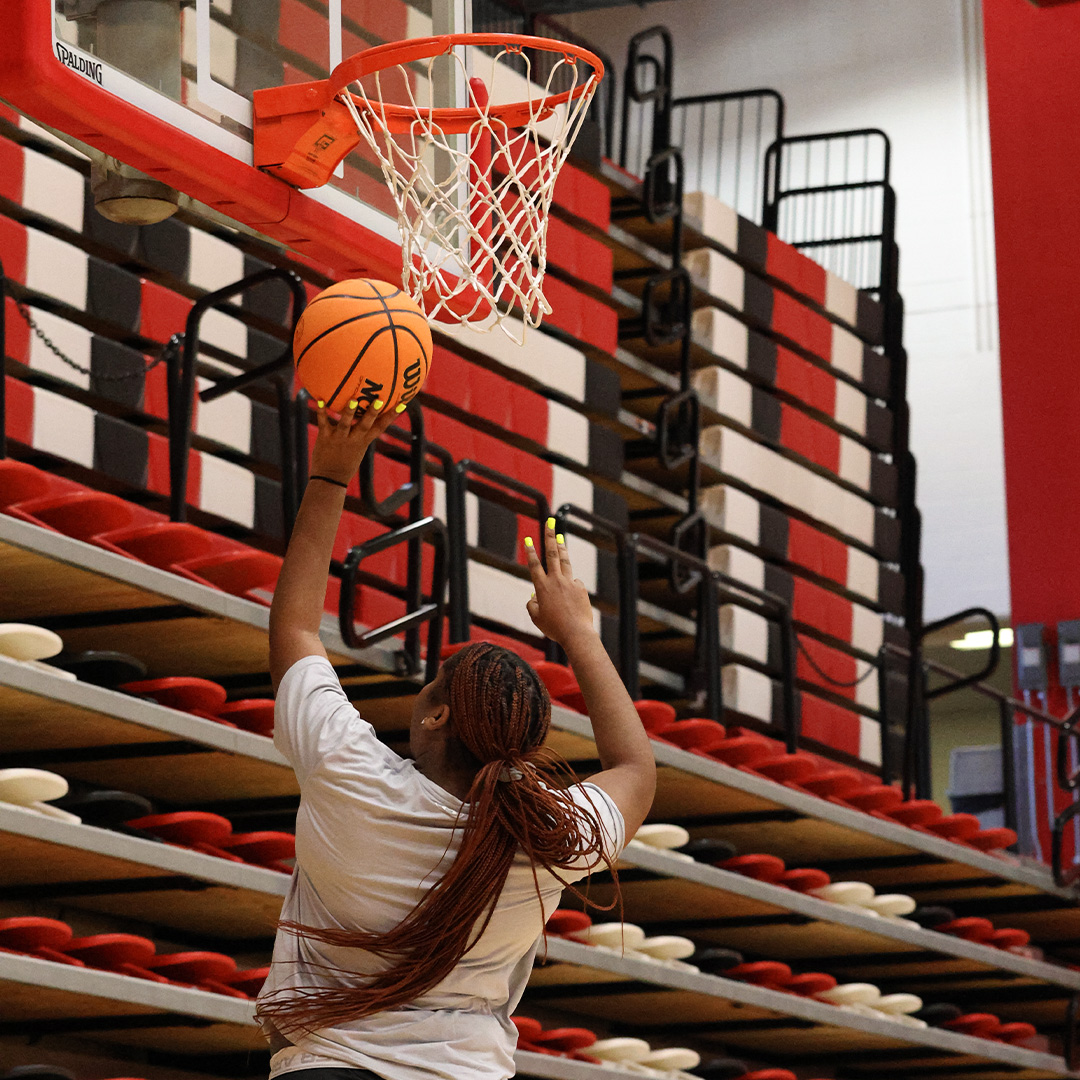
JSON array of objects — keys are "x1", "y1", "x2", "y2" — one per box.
[{"x1": 498, "y1": 765, "x2": 524, "y2": 782}]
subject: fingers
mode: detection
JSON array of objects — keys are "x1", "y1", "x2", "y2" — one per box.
[
  {"x1": 349, "y1": 397, "x2": 384, "y2": 435},
  {"x1": 556, "y1": 531, "x2": 573, "y2": 576},
  {"x1": 544, "y1": 517, "x2": 561, "y2": 576},
  {"x1": 524, "y1": 536, "x2": 545, "y2": 588},
  {"x1": 525, "y1": 594, "x2": 540, "y2": 628}
]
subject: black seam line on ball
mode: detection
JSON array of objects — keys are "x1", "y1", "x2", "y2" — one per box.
[
  {"x1": 293, "y1": 306, "x2": 422, "y2": 371},
  {"x1": 327, "y1": 323, "x2": 427, "y2": 408}
]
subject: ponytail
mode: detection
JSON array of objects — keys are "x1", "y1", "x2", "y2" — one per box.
[{"x1": 257, "y1": 642, "x2": 619, "y2": 1035}]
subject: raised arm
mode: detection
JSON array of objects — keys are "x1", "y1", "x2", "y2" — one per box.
[
  {"x1": 269, "y1": 399, "x2": 395, "y2": 691},
  {"x1": 525, "y1": 522, "x2": 657, "y2": 837}
]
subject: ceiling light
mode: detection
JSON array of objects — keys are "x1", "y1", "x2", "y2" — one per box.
[{"x1": 949, "y1": 627, "x2": 1013, "y2": 651}]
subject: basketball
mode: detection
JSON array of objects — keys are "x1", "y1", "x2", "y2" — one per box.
[{"x1": 292, "y1": 278, "x2": 433, "y2": 413}]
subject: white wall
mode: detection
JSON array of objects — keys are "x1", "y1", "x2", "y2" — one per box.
[{"x1": 567, "y1": 0, "x2": 1008, "y2": 622}]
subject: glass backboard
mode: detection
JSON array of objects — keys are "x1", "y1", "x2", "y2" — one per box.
[{"x1": 1, "y1": 0, "x2": 470, "y2": 283}]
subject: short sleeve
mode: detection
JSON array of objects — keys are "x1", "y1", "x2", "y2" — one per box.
[
  {"x1": 273, "y1": 654, "x2": 377, "y2": 782},
  {"x1": 564, "y1": 781, "x2": 626, "y2": 875}
]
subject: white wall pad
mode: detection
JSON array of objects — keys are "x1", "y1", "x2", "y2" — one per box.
[
  {"x1": 700, "y1": 425, "x2": 876, "y2": 547},
  {"x1": 199, "y1": 307, "x2": 248, "y2": 355},
  {"x1": 710, "y1": 544, "x2": 767, "y2": 592},
  {"x1": 846, "y1": 546, "x2": 880, "y2": 603},
  {"x1": 830, "y1": 324, "x2": 866, "y2": 383},
  {"x1": 854, "y1": 666, "x2": 880, "y2": 711},
  {"x1": 20, "y1": 148, "x2": 85, "y2": 233},
  {"x1": 684, "y1": 247, "x2": 746, "y2": 311},
  {"x1": 834, "y1": 379, "x2": 868, "y2": 436},
  {"x1": 700, "y1": 484, "x2": 760, "y2": 545},
  {"x1": 31, "y1": 384, "x2": 95, "y2": 468},
  {"x1": 27, "y1": 309, "x2": 92, "y2": 390},
  {"x1": 551, "y1": 463, "x2": 594, "y2": 516},
  {"x1": 682, "y1": 191, "x2": 739, "y2": 251},
  {"x1": 825, "y1": 272, "x2": 859, "y2": 327},
  {"x1": 720, "y1": 604, "x2": 770, "y2": 665},
  {"x1": 692, "y1": 366, "x2": 753, "y2": 427},
  {"x1": 196, "y1": 372, "x2": 252, "y2": 455},
  {"x1": 17, "y1": 114, "x2": 81, "y2": 156},
  {"x1": 546, "y1": 400, "x2": 591, "y2": 465},
  {"x1": 859, "y1": 715, "x2": 883, "y2": 768},
  {"x1": 25, "y1": 230, "x2": 88, "y2": 311},
  {"x1": 692, "y1": 306, "x2": 749, "y2": 369},
  {"x1": 188, "y1": 227, "x2": 246, "y2": 292},
  {"x1": 438, "y1": 321, "x2": 588, "y2": 403},
  {"x1": 722, "y1": 663, "x2": 772, "y2": 722},
  {"x1": 850, "y1": 603, "x2": 885, "y2": 654},
  {"x1": 838, "y1": 436, "x2": 872, "y2": 490},
  {"x1": 197, "y1": 450, "x2": 255, "y2": 528},
  {"x1": 467, "y1": 561, "x2": 539, "y2": 637}
]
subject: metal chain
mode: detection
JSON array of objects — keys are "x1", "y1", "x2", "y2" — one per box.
[
  {"x1": 13, "y1": 299, "x2": 166, "y2": 383},
  {"x1": 796, "y1": 633, "x2": 879, "y2": 688}
]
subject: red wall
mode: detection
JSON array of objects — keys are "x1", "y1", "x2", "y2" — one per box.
[
  {"x1": 984, "y1": 0, "x2": 1080, "y2": 861},
  {"x1": 984, "y1": 0, "x2": 1080, "y2": 628}
]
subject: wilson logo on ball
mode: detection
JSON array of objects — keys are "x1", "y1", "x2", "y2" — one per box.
[{"x1": 293, "y1": 278, "x2": 433, "y2": 412}]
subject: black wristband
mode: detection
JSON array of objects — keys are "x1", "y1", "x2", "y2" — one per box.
[{"x1": 309, "y1": 474, "x2": 348, "y2": 489}]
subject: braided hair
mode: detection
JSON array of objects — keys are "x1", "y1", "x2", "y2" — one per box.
[{"x1": 257, "y1": 642, "x2": 619, "y2": 1035}]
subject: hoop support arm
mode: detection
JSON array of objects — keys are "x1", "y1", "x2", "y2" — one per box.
[{"x1": 254, "y1": 82, "x2": 362, "y2": 189}]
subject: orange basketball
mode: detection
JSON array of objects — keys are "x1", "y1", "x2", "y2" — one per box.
[{"x1": 293, "y1": 278, "x2": 432, "y2": 413}]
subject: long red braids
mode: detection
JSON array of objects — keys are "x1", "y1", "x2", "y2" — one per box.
[{"x1": 256, "y1": 642, "x2": 619, "y2": 1035}]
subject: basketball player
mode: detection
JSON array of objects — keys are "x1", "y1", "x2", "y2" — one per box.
[{"x1": 257, "y1": 399, "x2": 657, "y2": 1080}]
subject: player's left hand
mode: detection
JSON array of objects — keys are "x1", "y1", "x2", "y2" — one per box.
[{"x1": 309, "y1": 398, "x2": 397, "y2": 484}]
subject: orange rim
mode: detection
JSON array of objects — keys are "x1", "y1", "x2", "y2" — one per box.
[{"x1": 330, "y1": 33, "x2": 604, "y2": 136}]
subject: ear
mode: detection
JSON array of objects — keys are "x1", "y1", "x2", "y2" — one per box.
[{"x1": 423, "y1": 702, "x2": 452, "y2": 730}]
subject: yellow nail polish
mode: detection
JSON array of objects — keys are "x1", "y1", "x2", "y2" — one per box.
[
  {"x1": 524, "y1": 537, "x2": 534, "y2": 549},
  {"x1": 348, "y1": 400, "x2": 358, "y2": 410},
  {"x1": 557, "y1": 533, "x2": 565, "y2": 545},
  {"x1": 373, "y1": 399, "x2": 385, "y2": 410},
  {"x1": 546, "y1": 516, "x2": 556, "y2": 530},
  {"x1": 530, "y1": 591, "x2": 536, "y2": 600},
  {"x1": 395, "y1": 403, "x2": 407, "y2": 413},
  {"x1": 316, "y1": 400, "x2": 325, "y2": 409}
]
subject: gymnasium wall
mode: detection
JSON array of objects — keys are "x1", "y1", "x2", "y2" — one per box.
[{"x1": 566, "y1": 0, "x2": 1007, "y2": 623}]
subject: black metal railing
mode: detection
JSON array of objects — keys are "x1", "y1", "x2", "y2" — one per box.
[
  {"x1": 167, "y1": 266, "x2": 308, "y2": 533},
  {"x1": 671, "y1": 89, "x2": 784, "y2": 223},
  {"x1": 616, "y1": 28, "x2": 784, "y2": 224},
  {"x1": 763, "y1": 128, "x2": 893, "y2": 297}
]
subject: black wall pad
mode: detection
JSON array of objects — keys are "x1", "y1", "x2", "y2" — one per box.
[
  {"x1": 588, "y1": 423, "x2": 624, "y2": 480},
  {"x1": 243, "y1": 253, "x2": 299, "y2": 324},
  {"x1": 87, "y1": 258, "x2": 141, "y2": 333},
  {"x1": 81, "y1": 180, "x2": 140, "y2": 258},
  {"x1": 137, "y1": 216, "x2": 191, "y2": 280},
  {"x1": 584, "y1": 356, "x2": 622, "y2": 415},
  {"x1": 93, "y1": 412, "x2": 149, "y2": 489},
  {"x1": 89, "y1": 336, "x2": 147, "y2": 412},
  {"x1": 250, "y1": 397, "x2": 283, "y2": 468},
  {"x1": 254, "y1": 472, "x2": 286, "y2": 541}
]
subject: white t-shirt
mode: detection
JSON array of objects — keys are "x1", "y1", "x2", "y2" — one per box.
[{"x1": 260, "y1": 655, "x2": 625, "y2": 1080}]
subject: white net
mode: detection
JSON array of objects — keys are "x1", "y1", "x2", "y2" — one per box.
[{"x1": 338, "y1": 40, "x2": 602, "y2": 344}]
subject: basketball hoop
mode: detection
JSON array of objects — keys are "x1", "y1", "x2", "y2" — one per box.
[{"x1": 253, "y1": 34, "x2": 604, "y2": 343}]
